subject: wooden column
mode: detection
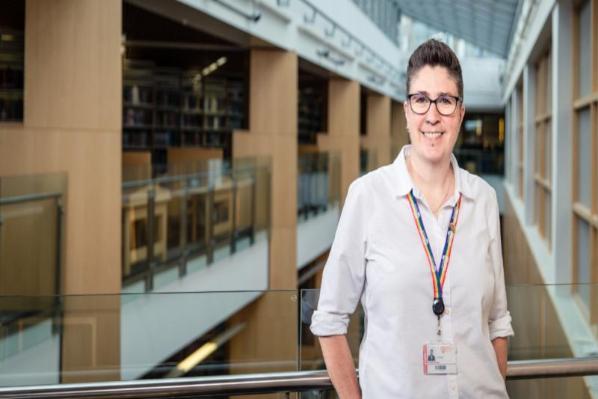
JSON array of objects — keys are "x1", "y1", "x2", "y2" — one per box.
[
  {"x1": 317, "y1": 78, "x2": 360, "y2": 202},
  {"x1": 391, "y1": 99, "x2": 409, "y2": 159},
  {"x1": 230, "y1": 49, "x2": 298, "y2": 386},
  {"x1": 363, "y1": 93, "x2": 391, "y2": 167},
  {"x1": 233, "y1": 48, "x2": 298, "y2": 290},
  {"x1": 0, "y1": 0, "x2": 122, "y2": 382}
]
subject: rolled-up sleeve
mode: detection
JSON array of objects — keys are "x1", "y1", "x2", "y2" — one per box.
[
  {"x1": 487, "y1": 190, "x2": 515, "y2": 340},
  {"x1": 310, "y1": 179, "x2": 368, "y2": 336}
]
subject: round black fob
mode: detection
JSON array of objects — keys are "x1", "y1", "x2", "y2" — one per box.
[{"x1": 432, "y1": 297, "x2": 445, "y2": 316}]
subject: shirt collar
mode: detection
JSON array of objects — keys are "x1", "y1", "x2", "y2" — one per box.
[{"x1": 392, "y1": 145, "x2": 474, "y2": 201}]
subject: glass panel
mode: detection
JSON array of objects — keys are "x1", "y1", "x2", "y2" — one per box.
[
  {"x1": 360, "y1": 148, "x2": 378, "y2": 175},
  {"x1": 578, "y1": 0, "x2": 592, "y2": 98},
  {"x1": 0, "y1": 291, "x2": 298, "y2": 387},
  {"x1": 577, "y1": 108, "x2": 591, "y2": 206},
  {"x1": 121, "y1": 158, "x2": 271, "y2": 291},
  {"x1": 0, "y1": 299, "x2": 60, "y2": 386},
  {"x1": 1, "y1": 286, "x2": 597, "y2": 396},
  {"x1": 576, "y1": 217, "x2": 591, "y2": 309},
  {"x1": 300, "y1": 289, "x2": 361, "y2": 373},
  {"x1": 297, "y1": 152, "x2": 341, "y2": 224},
  {"x1": 0, "y1": 174, "x2": 66, "y2": 297}
]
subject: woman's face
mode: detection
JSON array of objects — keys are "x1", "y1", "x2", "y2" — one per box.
[{"x1": 404, "y1": 65, "x2": 464, "y2": 165}]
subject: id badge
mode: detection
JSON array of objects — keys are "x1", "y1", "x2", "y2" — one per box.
[{"x1": 423, "y1": 342, "x2": 458, "y2": 375}]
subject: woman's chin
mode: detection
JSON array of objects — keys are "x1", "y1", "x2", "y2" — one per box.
[{"x1": 417, "y1": 147, "x2": 448, "y2": 164}]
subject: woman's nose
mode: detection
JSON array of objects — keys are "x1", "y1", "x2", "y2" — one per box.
[{"x1": 425, "y1": 103, "x2": 441, "y2": 124}]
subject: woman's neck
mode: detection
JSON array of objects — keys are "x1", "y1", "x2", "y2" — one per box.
[{"x1": 406, "y1": 152, "x2": 454, "y2": 215}]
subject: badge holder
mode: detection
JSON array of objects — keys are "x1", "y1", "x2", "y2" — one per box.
[
  {"x1": 423, "y1": 299, "x2": 457, "y2": 375},
  {"x1": 423, "y1": 341, "x2": 458, "y2": 375}
]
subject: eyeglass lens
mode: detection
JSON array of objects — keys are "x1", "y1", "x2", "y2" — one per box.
[{"x1": 409, "y1": 94, "x2": 458, "y2": 116}]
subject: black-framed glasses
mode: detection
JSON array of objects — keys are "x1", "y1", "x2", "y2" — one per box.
[{"x1": 407, "y1": 93, "x2": 461, "y2": 116}]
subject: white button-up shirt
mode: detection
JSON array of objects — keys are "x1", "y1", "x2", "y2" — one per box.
[{"x1": 311, "y1": 146, "x2": 514, "y2": 399}]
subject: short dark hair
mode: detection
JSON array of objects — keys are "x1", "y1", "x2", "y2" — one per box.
[{"x1": 406, "y1": 39, "x2": 463, "y2": 100}]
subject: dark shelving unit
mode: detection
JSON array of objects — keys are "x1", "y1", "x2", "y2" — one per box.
[
  {"x1": 122, "y1": 59, "x2": 247, "y2": 174},
  {"x1": 298, "y1": 78, "x2": 326, "y2": 145},
  {"x1": 0, "y1": 29, "x2": 24, "y2": 122}
]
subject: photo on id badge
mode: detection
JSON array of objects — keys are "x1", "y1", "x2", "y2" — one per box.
[{"x1": 423, "y1": 342, "x2": 458, "y2": 375}]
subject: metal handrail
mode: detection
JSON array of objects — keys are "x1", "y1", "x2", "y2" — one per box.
[
  {"x1": 0, "y1": 192, "x2": 61, "y2": 206},
  {"x1": 1, "y1": 357, "x2": 597, "y2": 398}
]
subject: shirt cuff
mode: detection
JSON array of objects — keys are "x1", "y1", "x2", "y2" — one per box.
[
  {"x1": 310, "y1": 310, "x2": 349, "y2": 336},
  {"x1": 489, "y1": 311, "x2": 514, "y2": 340}
]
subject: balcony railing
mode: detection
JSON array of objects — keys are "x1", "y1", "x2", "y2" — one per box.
[
  {"x1": 454, "y1": 146, "x2": 504, "y2": 175},
  {"x1": 121, "y1": 158, "x2": 271, "y2": 291},
  {"x1": 297, "y1": 151, "x2": 341, "y2": 222},
  {"x1": 1, "y1": 357, "x2": 598, "y2": 398},
  {"x1": 2, "y1": 284, "x2": 598, "y2": 397}
]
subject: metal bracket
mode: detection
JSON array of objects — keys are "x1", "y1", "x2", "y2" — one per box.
[
  {"x1": 317, "y1": 49, "x2": 345, "y2": 66},
  {"x1": 303, "y1": 7, "x2": 316, "y2": 24},
  {"x1": 213, "y1": 0, "x2": 261, "y2": 22},
  {"x1": 324, "y1": 23, "x2": 336, "y2": 38}
]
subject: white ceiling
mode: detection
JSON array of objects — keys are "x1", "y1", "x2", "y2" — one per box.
[{"x1": 394, "y1": 0, "x2": 521, "y2": 57}]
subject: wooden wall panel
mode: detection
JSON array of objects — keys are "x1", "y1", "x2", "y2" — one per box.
[
  {"x1": 230, "y1": 51, "x2": 298, "y2": 398},
  {"x1": 0, "y1": 0, "x2": 122, "y2": 382},
  {"x1": 318, "y1": 79, "x2": 360, "y2": 203},
  {"x1": 25, "y1": 0, "x2": 121, "y2": 131},
  {"x1": 503, "y1": 195, "x2": 590, "y2": 398},
  {"x1": 233, "y1": 49, "x2": 297, "y2": 290},
  {"x1": 362, "y1": 93, "x2": 391, "y2": 166},
  {"x1": 391, "y1": 100, "x2": 409, "y2": 159}
]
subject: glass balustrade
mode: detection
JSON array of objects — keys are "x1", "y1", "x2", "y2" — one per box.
[
  {"x1": 454, "y1": 146, "x2": 504, "y2": 176},
  {"x1": 1, "y1": 285, "x2": 597, "y2": 398},
  {"x1": 359, "y1": 147, "x2": 378, "y2": 176},
  {"x1": 297, "y1": 151, "x2": 341, "y2": 223},
  {"x1": 121, "y1": 158, "x2": 271, "y2": 292},
  {"x1": 0, "y1": 173, "x2": 66, "y2": 299}
]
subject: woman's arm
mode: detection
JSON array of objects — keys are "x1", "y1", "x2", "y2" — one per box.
[
  {"x1": 492, "y1": 337, "x2": 508, "y2": 379},
  {"x1": 319, "y1": 335, "x2": 361, "y2": 399}
]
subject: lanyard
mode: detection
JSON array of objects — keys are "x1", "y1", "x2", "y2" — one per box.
[{"x1": 406, "y1": 190, "x2": 462, "y2": 318}]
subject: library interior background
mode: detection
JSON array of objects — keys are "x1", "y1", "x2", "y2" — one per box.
[{"x1": 1, "y1": 0, "x2": 598, "y2": 397}]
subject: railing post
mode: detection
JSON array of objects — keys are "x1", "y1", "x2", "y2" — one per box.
[
  {"x1": 250, "y1": 171, "x2": 256, "y2": 245},
  {"x1": 230, "y1": 174, "x2": 237, "y2": 254},
  {"x1": 207, "y1": 185, "x2": 214, "y2": 265},
  {"x1": 145, "y1": 185, "x2": 156, "y2": 291},
  {"x1": 179, "y1": 179, "x2": 189, "y2": 278},
  {"x1": 54, "y1": 197, "x2": 64, "y2": 311}
]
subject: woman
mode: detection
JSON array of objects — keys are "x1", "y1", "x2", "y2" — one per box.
[{"x1": 310, "y1": 39, "x2": 513, "y2": 398}]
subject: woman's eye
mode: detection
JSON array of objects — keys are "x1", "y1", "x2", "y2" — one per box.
[
  {"x1": 438, "y1": 96, "x2": 452, "y2": 105},
  {"x1": 414, "y1": 95, "x2": 427, "y2": 104}
]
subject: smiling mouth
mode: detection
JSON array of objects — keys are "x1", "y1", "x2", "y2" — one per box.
[{"x1": 421, "y1": 131, "x2": 444, "y2": 138}]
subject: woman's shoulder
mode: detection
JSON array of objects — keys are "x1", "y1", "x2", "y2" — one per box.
[{"x1": 350, "y1": 163, "x2": 396, "y2": 195}]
